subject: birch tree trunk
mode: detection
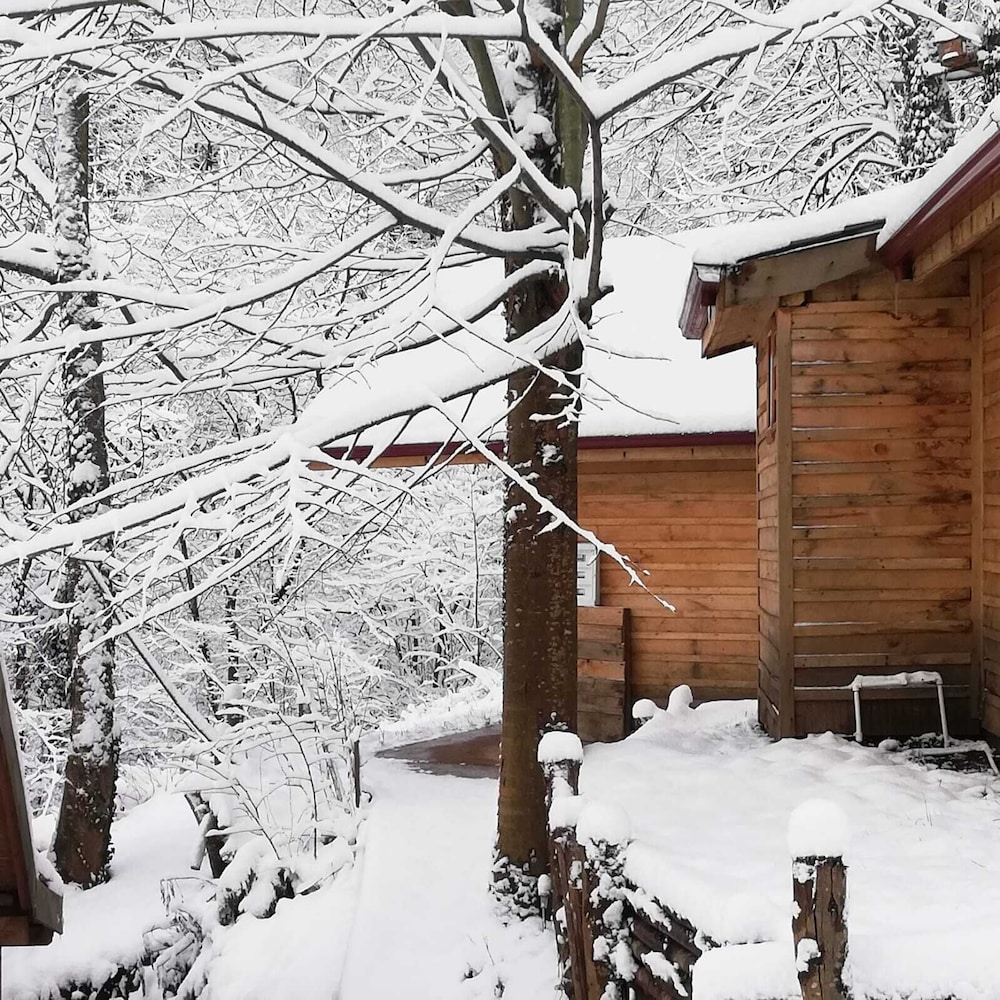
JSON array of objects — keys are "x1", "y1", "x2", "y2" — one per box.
[
  {"x1": 493, "y1": 0, "x2": 585, "y2": 916},
  {"x1": 51, "y1": 82, "x2": 119, "y2": 888}
]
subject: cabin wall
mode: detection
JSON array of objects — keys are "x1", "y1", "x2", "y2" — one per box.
[
  {"x1": 978, "y1": 246, "x2": 1000, "y2": 739},
  {"x1": 578, "y1": 444, "x2": 758, "y2": 705},
  {"x1": 781, "y1": 261, "x2": 975, "y2": 738}
]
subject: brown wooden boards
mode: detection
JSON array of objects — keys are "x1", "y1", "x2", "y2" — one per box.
[
  {"x1": 577, "y1": 606, "x2": 631, "y2": 742},
  {"x1": 578, "y1": 444, "x2": 758, "y2": 712},
  {"x1": 979, "y1": 243, "x2": 1000, "y2": 737},
  {"x1": 783, "y1": 263, "x2": 975, "y2": 737}
]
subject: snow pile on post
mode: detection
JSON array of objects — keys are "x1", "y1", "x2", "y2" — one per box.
[
  {"x1": 631, "y1": 698, "x2": 658, "y2": 725},
  {"x1": 787, "y1": 799, "x2": 850, "y2": 860},
  {"x1": 537, "y1": 730, "x2": 584, "y2": 766}
]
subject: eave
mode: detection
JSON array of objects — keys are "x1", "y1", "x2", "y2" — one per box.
[
  {"x1": 682, "y1": 228, "x2": 882, "y2": 355},
  {"x1": 881, "y1": 128, "x2": 1000, "y2": 279}
]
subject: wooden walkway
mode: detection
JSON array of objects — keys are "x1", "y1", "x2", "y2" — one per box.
[{"x1": 377, "y1": 725, "x2": 500, "y2": 778}]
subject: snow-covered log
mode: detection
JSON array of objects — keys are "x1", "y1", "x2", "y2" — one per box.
[{"x1": 789, "y1": 800, "x2": 849, "y2": 1000}]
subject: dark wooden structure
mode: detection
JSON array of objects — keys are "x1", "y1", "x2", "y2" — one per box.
[
  {"x1": 681, "y1": 118, "x2": 1000, "y2": 740},
  {"x1": 0, "y1": 670, "x2": 62, "y2": 948},
  {"x1": 577, "y1": 606, "x2": 631, "y2": 742}
]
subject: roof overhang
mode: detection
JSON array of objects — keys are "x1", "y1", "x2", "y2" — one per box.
[
  {"x1": 682, "y1": 227, "x2": 882, "y2": 355},
  {"x1": 881, "y1": 128, "x2": 1000, "y2": 279}
]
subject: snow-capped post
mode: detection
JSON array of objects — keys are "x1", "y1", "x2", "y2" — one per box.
[
  {"x1": 631, "y1": 699, "x2": 657, "y2": 729},
  {"x1": 50, "y1": 78, "x2": 120, "y2": 889},
  {"x1": 539, "y1": 730, "x2": 583, "y2": 809},
  {"x1": 788, "y1": 800, "x2": 850, "y2": 1000},
  {"x1": 538, "y1": 731, "x2": 586, "y2": 999}
]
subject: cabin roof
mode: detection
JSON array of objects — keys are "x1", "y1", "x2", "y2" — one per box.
[
  {"x1": 681, "y1": 97, "x2": 1000, "y2": 349},
  {"x1": 0, "y1": 666, "x2": 62, "y2": 944},
  {"x1": 329, "y1": 237, "x2": 757, "y2": 463}
]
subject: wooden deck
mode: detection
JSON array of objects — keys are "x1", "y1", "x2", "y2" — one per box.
[{"x1": 377, "y1": 726, "x2": 501, "y2": 777}]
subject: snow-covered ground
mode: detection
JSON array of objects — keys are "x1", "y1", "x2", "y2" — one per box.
[
  {"x1": 9, "y1": 794, "x2": 198, "y2": 999},
  {"x1": 340, "y1": 758, "x2": 554, "y2": 1000},
  {"x1": 12, "y1": 736, "x2": 553, "y2": 1000},
  {"x1": 18, "y1": 693, "x2": 1000, "y2": 1000},
  {"x1": 583, "y1": 699, "x2": 1000, "y2": 1000}
]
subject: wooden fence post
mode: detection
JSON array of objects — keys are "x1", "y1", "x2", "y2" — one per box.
[
  {"x1": 789, "y1": 802, "x2": 849, "y2": 1000},
  {"x1": 539, "y1": 732, "x2": 586, "y2": 999},
  {"x1": 578, "y1": 802, "x2": 633, "y2": 1000}
]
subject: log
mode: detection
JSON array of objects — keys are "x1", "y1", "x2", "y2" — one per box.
[{"x1": 791, "y1": 855, "x2": 848, "y2": 1000}]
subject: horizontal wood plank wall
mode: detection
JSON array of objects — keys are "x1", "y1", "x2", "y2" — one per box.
[
  {"x1": 789, "y1": 261, "x2": 975, "y2": 737},
  {"x1": 979, "y1": 244, "x2": 1000, "y2": 738},
  {"x1": 578, "y1": 444, "x2": 757, "y2": 707}
]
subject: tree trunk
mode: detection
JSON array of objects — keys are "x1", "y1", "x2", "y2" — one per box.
[
  {"x1": 494, "y1": 0, "x2": 584, "y2": 916},
  {"x1": 51, "y1": 82, "x2": 119, "y2": 888}
]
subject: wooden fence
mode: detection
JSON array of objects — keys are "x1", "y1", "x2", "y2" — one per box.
[
  {"x1": 539, "y1": 731, "x2": 848, "y2": 1000},
  {"x1": 578, "y1": 606, "x2": 631, "y2": 743}
]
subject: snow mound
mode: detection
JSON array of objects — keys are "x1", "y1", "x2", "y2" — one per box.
[
  {"x1": 582, "y1": 700, "x2": 1000, "y2": 999},
  {"x1": 577, "y1": 801, "x2": 631, "y2": 847},
  {"x1": 632, "y1": 698, "x2": 658, "y2": 722}
]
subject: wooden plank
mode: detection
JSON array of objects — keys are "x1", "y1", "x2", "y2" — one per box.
[
  {"x1": 795, "y1": 651, "x2": 971, "y2": 670},
  {"x1": 703, "y1": 278, "x2": 778, "y2": 356},
  {"x1": 579, "y1": 623, "x2": 626, "y2": 644},
  {"x1": 578, "y1": 659, "x2": 625, "y2": 681},
  {"x1": 728, "y1": 234, "x2": 877, "y2": 305},
  {"x1": 972, "y1": 249, "x2": 985, "y2": 721},
  {"x1": 578, "y1": 606, "x2": 627, "y2": 628},
  {"x1": 793, "y1": 631, "x2": 972, "y2": 655},
  {"x1": 777, "y1": 309, "x2": 795, "y2": 736},
  {"x1": 914, "y1": 189, "x2": 1000, "y2": 282},
  {"x1": 578, "y1": 639, "x2": 625, "y2": 663}
]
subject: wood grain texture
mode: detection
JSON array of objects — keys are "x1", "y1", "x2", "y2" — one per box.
[{"x1": 579, "y1": 446, "x2": 757, "y2": 709}]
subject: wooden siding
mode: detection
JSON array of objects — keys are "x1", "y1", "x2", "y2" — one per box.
[
  {"x1": 578, "y1": 445, "x2": 758, "y2": 706},
  {"x1": 784, "y1": 261, "x2": 975, "y2": 737},
  {"x1": 979, "y1": 242, "x2": 1000, "y2": 737}
]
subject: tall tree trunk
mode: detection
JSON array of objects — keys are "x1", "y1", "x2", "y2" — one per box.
[
  {"x1": 51, "y1": 82, "x2": 119, "y2": 888},
  {"x1": 493, "y1": 0, "x2": 584, "y2": 917}
]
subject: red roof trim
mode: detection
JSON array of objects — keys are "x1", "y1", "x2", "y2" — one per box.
[
  {"x1": 320, "y1": 430, "x2": 754, "y2": 464},
  {"x1": 678, "y1": 266, "x2": 718, "y2": 341},
  {"x1": 880, "y1": 129, "x2": 1000, "y2": 274}
]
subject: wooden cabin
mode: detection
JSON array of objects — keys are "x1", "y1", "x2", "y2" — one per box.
[
  {"x1": 0, "y1": 669, "x2": 62, "y2": 948},
  {"x1": 323, "y1": 238, "x2": 760, "y2": 739},
  {"x1": 680, "y1": 111, "x2": 1000, "y2": 741}
]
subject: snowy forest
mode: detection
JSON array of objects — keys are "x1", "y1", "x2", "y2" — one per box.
[{"x1": 2, "y1": 0, "x2": 1000, "y2": 998}]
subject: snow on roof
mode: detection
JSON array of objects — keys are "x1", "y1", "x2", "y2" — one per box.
[
  {"x1": 688, "y1": 190, "x2": 892, "y2": 270},
  {"x1": 687, "y1": 96, "x2": 1000, "y2": 276},
  {"x1": 342, "y1": 236, "x2": 756, "y2": 452},
  {"x1": 879, "y1": 96, "x2": 1000, "y2": 247}
]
